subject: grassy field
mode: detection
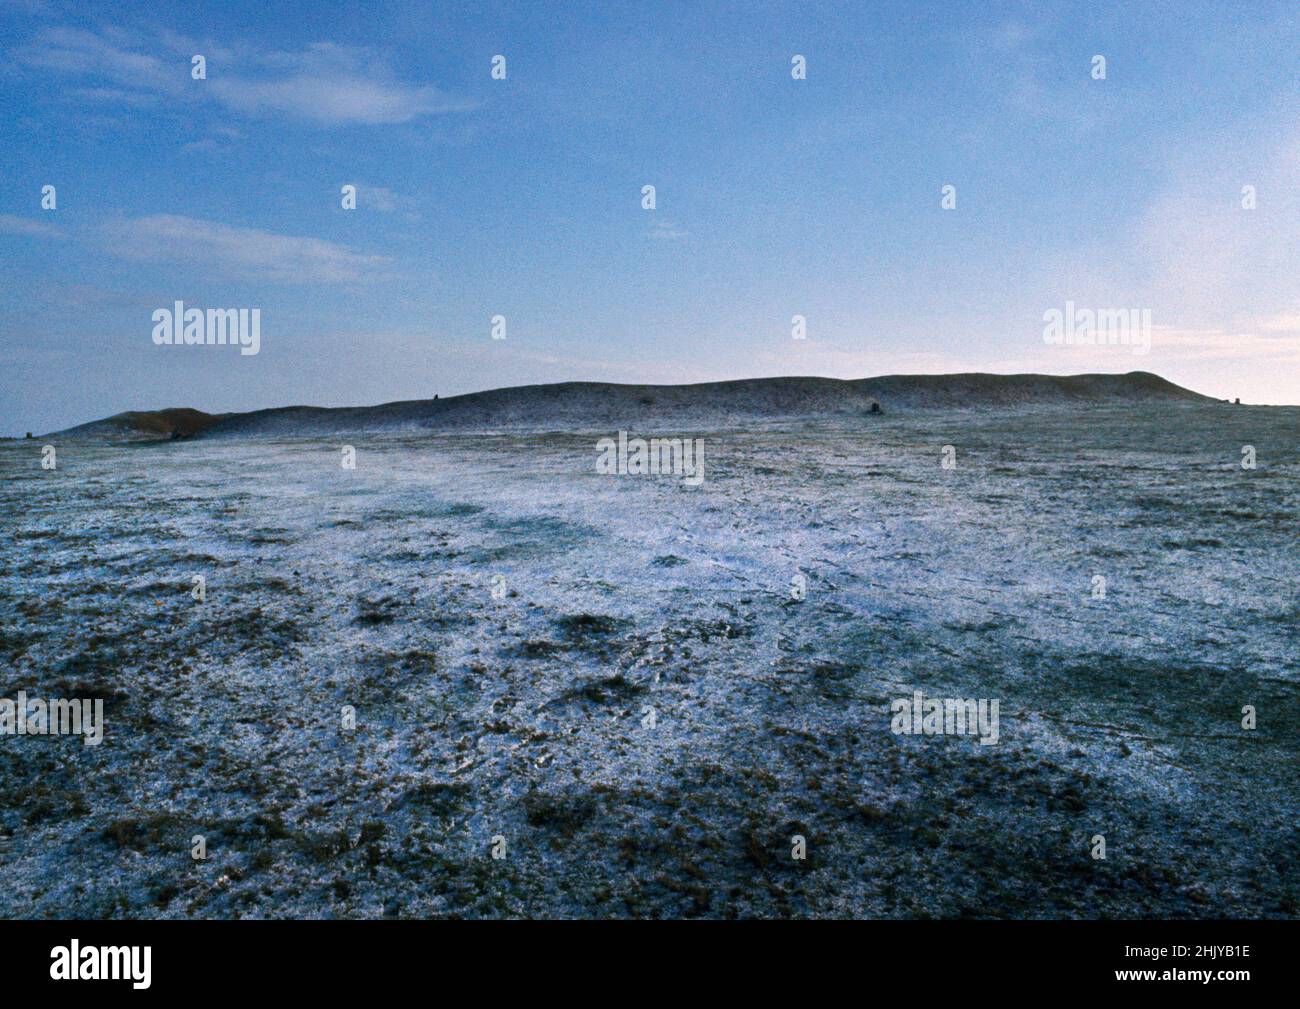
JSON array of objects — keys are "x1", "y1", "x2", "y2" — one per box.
[{"x1": 1, "y1": 403, "x2": 1296, "y2": 918}]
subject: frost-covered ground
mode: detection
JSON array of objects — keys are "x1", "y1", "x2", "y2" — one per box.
[{"x1": 1, "y1": 404, "x2": 1297, "y2": 918}]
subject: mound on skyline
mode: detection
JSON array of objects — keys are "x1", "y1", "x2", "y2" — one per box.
[
  {"x1": 51, "y1": 407, "x2": 230, "y2": 441},
  {"x1": 48, "y1": 372, "x2": 1217, "y2": 440}
]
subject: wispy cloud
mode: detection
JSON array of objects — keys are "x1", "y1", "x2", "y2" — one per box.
[
  {"x1": 180, "y1": 124, "x2": 242, "y2": 154},
  {"x1": 14, "y1": 26, "x2": 181, "y2": 98},
  {"x1": 0, "y1": 213, "x2": 64, "y2": 238},
  {"x1": 1148, "y1": 325, "x2": 1300, "y2": 363},
  {"x1": 13, "y1": 28, "x2": 473, "y2": 126},
  {"x1": 68, "y1": 86, "x2": 161, "y2": 108},
  {"x1": 347, "y1": 183, "x2": 406, "y2": 213},
  {"x1": 1258, "y1": 310, "x2": 1300, "y2": 333},
  {"x1": 210, "y1": 42, "x2": 473, "y2": 125},
  {"x1": 101, "y1": 214, "x2": 390, "y2": 283},
  {"x1": 647, "y1": 219, "x2": 689, "y2": 240}
]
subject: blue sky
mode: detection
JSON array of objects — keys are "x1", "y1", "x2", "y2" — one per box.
[{"x1": 2, "y1": 0, "x2": 1298, "y2": 434}]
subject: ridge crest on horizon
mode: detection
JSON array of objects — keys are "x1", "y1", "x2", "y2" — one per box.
[{"x1": 44, "y1": 370, "x2": 1229, "y2": 440}]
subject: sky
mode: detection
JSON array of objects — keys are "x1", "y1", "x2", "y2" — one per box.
[{"x1": 1, "y1": 0, "x2": 1298, "y2": 435}]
